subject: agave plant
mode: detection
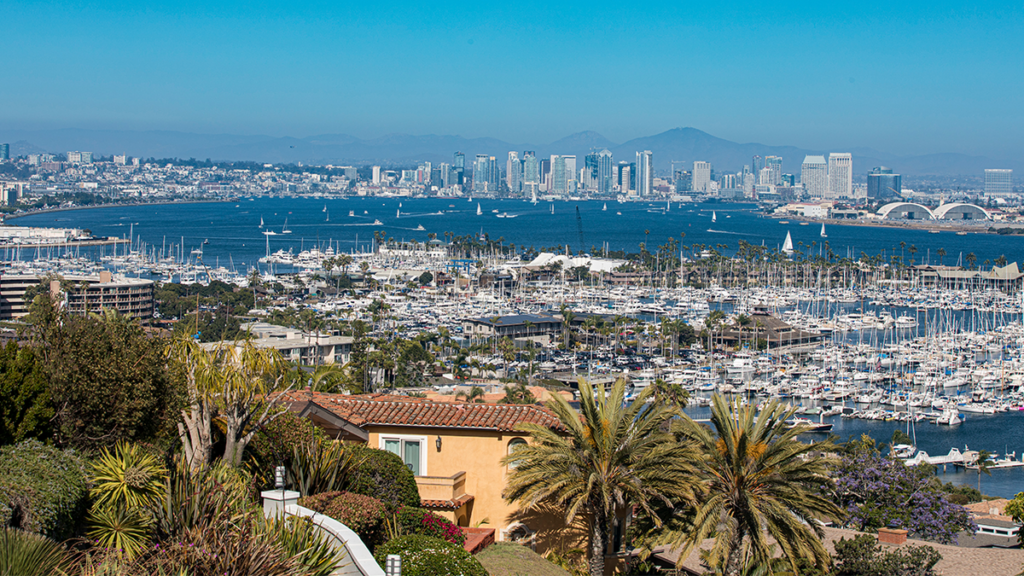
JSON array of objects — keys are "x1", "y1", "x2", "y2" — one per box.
[
  {"x1": 0, "y1": 527, "x2": 70, "y2": 576},
  {"x1": 288, "y1": 438, "x2": 357, "y2": 497}
]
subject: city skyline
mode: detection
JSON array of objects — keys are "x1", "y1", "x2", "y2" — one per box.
[{"x1": 2, "y1": 1, "x2": 1022, "y2": 160}]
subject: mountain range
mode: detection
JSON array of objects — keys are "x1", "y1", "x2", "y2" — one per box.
[{"x1": 0, "y1": 127, "x2": 1013, "y2": 176}]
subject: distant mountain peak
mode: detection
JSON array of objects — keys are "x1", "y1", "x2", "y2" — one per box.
[{"x1": 549, "y1": 130, "x2": 617, "y2": 149}]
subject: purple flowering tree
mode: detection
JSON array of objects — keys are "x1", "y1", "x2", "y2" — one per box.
[{"x1": 834, "y1": 447, "x2": 976, "y2": 544}]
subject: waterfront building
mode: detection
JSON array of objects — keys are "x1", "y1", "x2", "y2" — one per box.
[
  {"x1": 636, "y1": 151, "x2": 653, "y2": 196},
  {"x1": 0, "y1": 271, "x2": 155, "y2": 321},
  {"x1": 985, "y1": 169, "x2": 1013, "y2": 197},
  {"x1": 506, "y1": 151, "x2": 522, "y2": 195},
  {"x1": 619, "y1": 163, "x2": 634, "y2": 195},
  {"x1": 692, "y1": 161, "x2": 712, "y2": 193},
  {"x1": 372, "y1": 165, "x2": 381, "y2": 185},
  {"x1": 205, "y1": 321, "x2": 353, "y2": 365},
  {"x1": 828, "y1": 153, "x2": 852, "y2": 198},
  {"x1": 801, "y1": 155, "x2": 828, "y2": 198},
  {"x1": 867, "y1": 167, "x2": 902, "y2": 200}
]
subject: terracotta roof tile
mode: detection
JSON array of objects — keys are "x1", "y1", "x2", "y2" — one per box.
[
  {"x1": 421, "y1": 494, "x2": 475, "y2": 510},
  {"x1": 280, "y1": 390, "x2": 564, "y2": 432}
]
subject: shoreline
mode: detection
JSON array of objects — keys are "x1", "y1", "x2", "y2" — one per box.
[
  {"x1": 2, "y1": 199, "x2": 231, "y2": 222},
  {"x1": 768, "y1": 213, "x2": 996, "y2": 235}
]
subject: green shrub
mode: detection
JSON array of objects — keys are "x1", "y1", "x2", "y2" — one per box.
[
  {"x1": 833, "y1": 534, "x2": 942, "y2": 576},
  {"x1": 300, "y1": 491, "x2": 386, "y2": 549},
  {"x1": 247, "y1": 409, "x2": 329, "y2": 472},
  {"x1": 345, "y1": 445, "x2": 420, "y2": 512},
  {"x1": 373, "y1": 534, "x2": 486, "y2": 576},
  {"x1": 393, "y1": 507, "x2": 466, "y2": 546},
  {"x1": 0, "y1": 440, "x2": 90, "y2": 540}
]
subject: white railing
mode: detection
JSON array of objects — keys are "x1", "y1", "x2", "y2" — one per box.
[{"x1": 262, "y1": 490, "x2": 385, "y2": 576}]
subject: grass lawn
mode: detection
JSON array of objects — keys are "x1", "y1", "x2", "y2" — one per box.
[{"x1": 475, "y1": 542, "x2": 571, "y2": 576}]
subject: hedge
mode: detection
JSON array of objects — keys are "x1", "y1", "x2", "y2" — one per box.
[
  {"x1": 299, "y1": 491, "x2": 386, "y2": 549},
  {"x1": 0, "y1": 440, "x2": 90, "y2": 540},
  {"x1": 373, "y1": 534, "x2": 487, "y2": 576},
  {"x1": 345, "y1": 445, "x2": 420, "y2": 512}
]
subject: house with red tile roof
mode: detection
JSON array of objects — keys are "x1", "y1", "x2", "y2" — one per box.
[{"x1": 279, "y1": 390, "x2": 580, "y2": 553}]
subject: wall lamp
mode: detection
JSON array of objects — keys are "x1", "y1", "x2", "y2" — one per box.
[{"x1": 435, "y1": 435, "x2": 442, "y2": 451}]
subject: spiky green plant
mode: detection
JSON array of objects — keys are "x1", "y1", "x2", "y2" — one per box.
[
  {"x1": 90, "y1": 442, "x2": 167, "y2": 511},
  {"x1": 502, "y1": 378, "x2": 697, "y2": 576},
  {"x1": 86, "y1": 506, "x2": 150, "y2": 559},
  {"x1": 289, "y1": 437, "x2": 356, "y2": 497},
  {"x1": 664, "y1": 395, "x2": 843, "y2": 576},
  {"x1": 261, "y1": 515, "x2": 348, "y2": 576},
  {"x1": 0, "y1": 527, "x2": 70, "y2": 576}
]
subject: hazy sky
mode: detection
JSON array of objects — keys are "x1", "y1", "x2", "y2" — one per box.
[{"x1": 3, "y1": 1, "x2": 1021, "y2": 158}]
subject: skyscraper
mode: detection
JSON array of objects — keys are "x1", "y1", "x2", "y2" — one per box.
[
  {"x1": 828, "y1": 153, "x2": 853, "y2": 198},
  {"x1": 584, "y1": 152, "x2": 600, "y2": 191},
  {"x1": 506, "y1": 151, "x2": 522, "y2": 195},
  {"x1": 372, "y1": 166, "x2": 382, "y2": 185},
  {"x1": 619, "y1": 164, "x2": 633, "y2": 195},
  {"x1": 692, "y1": 161, "x2": 712, "y2": 193},
  {"x1": 867, "y1": 167, "x2": 901, "y2": 200},
  {"x1": 985, "y1": 169, "x2": 1013, "y2": 197},
  {"x1": 454, "y1": 152, "x2": 465, "y2": 186},
  {"x1": 523, "y1": 151, "x2": 539, "y2": 185},
  {"x1": 801, "y1": 156, "x2": 828, "y2": 198},
  {"x1": 474, "y1": 154, "x2": 490, "y2": 192},
  {"x1": 635, "y1": 151, "x2": 653, "y2": 196},
  {"x1": 752, "y1": 155, "x2": 765, "y2": 175},
  {"x1": 0, "y1": 144, "x2": 8, "y2": 161},
  {"x1": 551, "y1": 155, "x2": 568, "y2": 194},
  {"x1": 597, "y1": 149, "x2": 613, "y2": 195},
  {"x1": 765, "y1": 156, "x2": 783, "y2": 185}
]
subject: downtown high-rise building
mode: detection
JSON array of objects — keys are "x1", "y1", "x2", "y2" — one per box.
[
  {"x1": 635, "y1": 150, "x2": 653, "y2": 196},
  {"x1": 372, "y1": 166, "x2": 382, "y2": 185},
  {"x1": 506, "y1": 151, "x2": 522, "y2": 194},
  {"x1": 551, "y1": 155, "x2": 568, "y2": 194},
  {"x1": 985, "y1": 169, "x2": 1013, "y2": 197},
  {"x1": 828, "y1": 153, "x2": 853, "y2": 198},
  {"x1": 765, "y1": 156, "x2": 783, "y2": 185},
  {"x1": 584, "y1": 149, "x2": 614, "y2": 194},
  {"x1": 474, "y1": 154, "x2": 498, "y2": 193},
  {"x1": 692, "y1": 161, "x2": 712, "y2": 193},
  {"x1": 453, "y1": 152, "x2": 465, "y2": 186},
  {"x1": 752, "y1": 155, "x2": 765, "y2": 175},
  {"x1": 801, "y1": 156, "x2": 828, "y2": 198},
  {"x1": 867, "y1": 167, "x2": 901, "y2": 200},
  {"x1": 522, "y1": 151, "x2": 539, "y2": 188},
  {"x1": 618, "y1": 162, "x2": 635, "y2": 194}
]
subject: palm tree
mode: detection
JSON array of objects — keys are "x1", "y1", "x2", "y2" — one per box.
[
  {"x1": 456, "y1": 385, "x2": 486, "y2": 403},
  {"x1": 664, "y1": 395, "x2": 842, "y2": 576},
  {"x1": 975, "y1": 449, "x2": 993, "y2": 494},
  {"x1": 503, "y1": 379, "x2": 696, "y2": 576}
]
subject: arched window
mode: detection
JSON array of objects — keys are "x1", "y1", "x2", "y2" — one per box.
[{"x1": 507, "y1": 438, "x2": 527, "y2": 469}]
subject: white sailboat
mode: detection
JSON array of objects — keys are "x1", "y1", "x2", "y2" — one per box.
[
  {"x1": 259, "y1": 216, "x2": 264, "y2": 228},
  {"x1": 820, "y1": 223, "x2": 827, "y2": 238},
  {"x1": 711, "y1": 211, "x2": 717, "y2": 223},
  {"x1": 281, "y1": 218, "x2": 292, "y2": 234},
  {"x1": 323, "y1": 205, "x2": 327, "y2": 212},
  {"x1": 476, "y1": 203, "x2": 482, "y2": 216},
  {"x1": 396, "y1": 209, "x2": 400, "y2": 218},
  {"x1": 666, "y1": 200, "x2": 670, "y2": 212},
  {"x1": 550, "y1": 204, "x2": 554, "y2": 214},
  {"x1": 602, "y1": 203, "x2": 607, "y2": 211},
  {"x1": 531, "y1": 189, "x2": 538, "y2": 204},
  {"x1": 782, "y1": 231, "x2": 794, "y2": 255}
]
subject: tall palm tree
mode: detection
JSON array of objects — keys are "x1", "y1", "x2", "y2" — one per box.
[
  {"x1": 503, "y1": 379, "x2": 696, "y2": 576},
  {"x1": 664, "y1": 395, "x2": 842, "y2": 576}
]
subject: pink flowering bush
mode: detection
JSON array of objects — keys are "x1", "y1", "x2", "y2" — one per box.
[{"x1": 394, "y1": 507, "x2": 465, "y2": 546}]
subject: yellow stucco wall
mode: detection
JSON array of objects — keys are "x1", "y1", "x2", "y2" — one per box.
[{"x1": 365, "y1": 425, "x2": 583, "y2": 554}]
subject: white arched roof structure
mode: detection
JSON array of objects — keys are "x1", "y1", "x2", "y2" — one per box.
[
  {"x1": 932, "y1": 203, "x2": 991, "y2": 221},
  {"x1": 876, "y1": 202, "x2": 934, "y2": 220}
]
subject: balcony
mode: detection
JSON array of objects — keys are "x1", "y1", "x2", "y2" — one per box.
[{"x1": 415, "y1": 471, "x2": 474, "y2": 511}]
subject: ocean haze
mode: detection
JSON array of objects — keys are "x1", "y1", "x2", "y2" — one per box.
[{"x1": 0, "y1": 126, "x2": 1013, "y2": 176}]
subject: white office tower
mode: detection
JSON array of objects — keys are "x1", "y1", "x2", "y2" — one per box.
[
  {"x1": 636, "y1": 151, "x2": 653, "y2": 196},
  {"x1": 372, "y1": 166, "x2": 382, "y2": 185},
  {"x1": 985, "y1": 169, "x2": 1013, "y2": 197},
  {"x1": 506, "y1": 151, "x2": 522, "y2": 194},
  {"x1": 758, "y1": 167, "x2": 773, "y2": 186},
  {"x1": 692, "y1": 161, "x2": 712, "y2": 193},
  {"x1": 828, "y1": 153, "x2": 852, "y2": 198},
  {"x1": 620, "y1": 165, "x2": 633, "y2": 195},
  {"x1": 765, "y1": 156, "x2": 783, "y2": 185},
  {"x1": 563, "y1": 156, "x2": 577, "y2": 189},
  {"x1": 801, "y1": 155, "x2": 828, "y2": 198}
]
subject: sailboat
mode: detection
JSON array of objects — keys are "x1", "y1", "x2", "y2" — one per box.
[
  {"x1": 476, "y1": 203, "x2": 482, "y2": 216},
  {"x1": 396, "y1": 209, "x2": 400, "y2": 218},
  {"x1": 323, "y1": 204, "x2": 327, "y2": 212},
  {"x1": 550, "y1": 204, "x2": 554, "y2": 214},
  {"x1": 820, "y1": 223, "x2": 827, "y2": 238},
  {"x1": 782, "y1": 231, "x2": 794, "y2": 255},
  {"x1": 711, "y1": 211, "x2": 717, "y2": 223},
  {"x1": 531, "y1": 189, "x2": 538, "y2": 204},
  {"x1": 281, "y1": 218, "x2": 292, "y2": 234},
  {"x1": 325, "y1": 210, "x2": 329, "y2": 222},
  {"x1": 666, "y1": 200, "x2": 670, "y2": 212},
  {"x1": 259, "y1": 216, "x2": 264, "y2": 228}
]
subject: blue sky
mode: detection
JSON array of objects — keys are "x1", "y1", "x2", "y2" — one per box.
[{"x1": 2, "y1": 0, "x2": 1021, "y2": 158}]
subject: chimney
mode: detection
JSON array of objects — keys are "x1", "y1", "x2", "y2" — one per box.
[{"x1": 877, "y1": 527, "x2": 908, "y2": 545}]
